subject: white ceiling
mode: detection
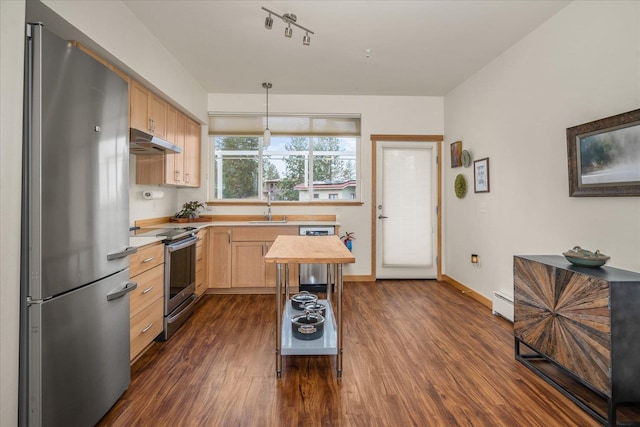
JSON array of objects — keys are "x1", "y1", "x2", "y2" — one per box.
[{"x1": 122, "y1": 0, "x2": 570, "y2": 96}]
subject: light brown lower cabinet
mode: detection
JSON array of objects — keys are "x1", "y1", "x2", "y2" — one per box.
[
  {"x1": 208, "y1": 227, "x2": 232, "y2": 288},
  {"x1": 129, "y1": 242, "x2": 164, "y2": 362},
  {"x1": 130, "y1": 298, "x2": 163, "y2": 360},
  {"x1": 195, "y1": 229, "x2": 208, "y2": 297},
  {"x1": 229, "y1": 226, "x2": 299, "y2": 288},
  {"x1": 231, "y1": 241, "x2": 270, "y2": 287}
]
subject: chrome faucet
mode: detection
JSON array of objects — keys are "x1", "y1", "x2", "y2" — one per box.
[{"x1": 264, "y1": 191, "x2": 272, "y2": 221}]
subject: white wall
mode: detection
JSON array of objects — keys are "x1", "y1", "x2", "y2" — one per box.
[
  {"x1": 129, "y1": 158, "x2": 182, "y2": 225},
  {"x1": 1, "y1": 2, "x2": 25, "y2": 425},
  {"x1": 443, "y1": 1, "x2": 640, "y2": 300},
  {"x1": 206, "y1": 93, "x2": 445, "y2": 276}
]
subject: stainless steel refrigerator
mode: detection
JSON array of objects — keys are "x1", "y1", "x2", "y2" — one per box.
[{"x1": 20, "y1": 23, "x2": 137, "y2": 427}]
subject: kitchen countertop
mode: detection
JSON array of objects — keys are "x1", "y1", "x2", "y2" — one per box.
[{"x1": 129, "y1": 220, "x2": 340, "y2": 249}]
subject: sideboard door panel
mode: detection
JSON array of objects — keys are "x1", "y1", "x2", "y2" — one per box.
[{"x1": 514, "y1": 257, "x2": 611, "y2": 396}]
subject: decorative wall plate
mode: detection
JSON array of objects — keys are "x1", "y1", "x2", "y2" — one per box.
[
  {"x1": 454, "y1": 174, "x2": 467, "y2": 198},
  {"x1": 461, "y1": 150, "x2": 471, "y2": 168}
]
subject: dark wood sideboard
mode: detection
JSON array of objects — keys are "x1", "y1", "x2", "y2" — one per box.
[{"x1": 514, "y1": 255, "x2": 640, "y2": 426}]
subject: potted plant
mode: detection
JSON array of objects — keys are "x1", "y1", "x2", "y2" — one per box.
[
  {"x1": 173, "y1": 200, "x2": 205, "y2": 221},
  {"x1": 340, "y1": 232, "x2": 355, "y2": 251}
]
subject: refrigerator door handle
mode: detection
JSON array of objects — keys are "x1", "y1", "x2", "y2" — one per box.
[
  {"x1": 107, "y1": 246, "x2": 138, "y2": 260},
  {"x1": 106, "y1": 281, "x2": 138, "y2": 301}
]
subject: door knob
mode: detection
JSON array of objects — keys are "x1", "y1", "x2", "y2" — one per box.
[{"x1": 378, "y1": 215, "x2": 388, "y2": 219}]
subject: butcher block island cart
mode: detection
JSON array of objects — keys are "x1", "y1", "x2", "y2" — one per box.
[{"x1": 265, "y1": 235, "x2": 355, "y2": 378}]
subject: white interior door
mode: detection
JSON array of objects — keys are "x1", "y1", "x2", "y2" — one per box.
[{"x1": 376, "y1": 141, "x2": 438, "y2": 279}]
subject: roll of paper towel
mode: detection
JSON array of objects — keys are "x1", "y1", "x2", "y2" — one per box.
[{"x1": 143, "y1": 190, "x2": 164, "y2": 200}]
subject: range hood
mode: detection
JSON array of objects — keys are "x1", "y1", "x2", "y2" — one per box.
[{"x1": 129, "y1": 128, "x2": 182, "y2": 155}]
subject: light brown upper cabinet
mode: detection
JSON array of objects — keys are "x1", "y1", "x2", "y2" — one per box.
[
  {"x1": 133, "y1": 83, "x2": 201, "y2": 188},
  {"x1": 184, "y1": 117, "x2": 201, "y2": 187},
  {"x1": 163, "y1": 106, "x2": 186, "y2": 185},
  {"x1": 130, "y1": 80, "x2": 167, "y2": 139}
]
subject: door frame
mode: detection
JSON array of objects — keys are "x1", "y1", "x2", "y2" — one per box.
[{"x1": 371, "y1": 134, "x2": 443, "y2": 280}]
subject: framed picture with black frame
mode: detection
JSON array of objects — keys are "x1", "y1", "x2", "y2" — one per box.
[{"x1": 474, "y1": 157, "x2": 490, "y2": 193}]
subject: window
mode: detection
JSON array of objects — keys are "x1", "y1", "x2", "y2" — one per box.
[{"x1": 209, "y1": 114, "x2": 360, "y2": 202}]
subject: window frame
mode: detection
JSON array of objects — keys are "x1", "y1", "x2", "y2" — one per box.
[{"x1": 209, "y1": 134, "x2": 362, "y2": 205}]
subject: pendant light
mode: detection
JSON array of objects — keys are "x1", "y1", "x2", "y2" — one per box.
[{"x1": 262, "y1": 82, "x2": 272, "y2": 147}]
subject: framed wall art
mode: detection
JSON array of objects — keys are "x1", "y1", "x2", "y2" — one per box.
[
  {"x1": 567, "y1": 109, "x2": 640, "y2": 197},
  {"x1": 450, "y1": 141, "x2": 462, "y2": 168},
  {"x1": 474, "y1": 158, "x2": 490, "y2": 193}
]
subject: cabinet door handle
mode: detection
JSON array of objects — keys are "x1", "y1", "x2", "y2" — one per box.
[
  {"x1": 185, "y1": 173, "x2": 190, "y2": 183},
  {"x1": 227, "y1": 231, "x2": 231, "y2": 243},
  {"x1": 142, "y1": 257, "x2": 154, "y2": 263},
  {"x1": 142, "y1": 286, "x2": 154, "y2": 294},
  {"x1": 141, "y1": 323, "x2": 153, "y2": 333}
]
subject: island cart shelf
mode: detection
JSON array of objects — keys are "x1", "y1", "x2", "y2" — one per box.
[{"x1": 264, "y1": 235, "x2": 355, "y2": 378}]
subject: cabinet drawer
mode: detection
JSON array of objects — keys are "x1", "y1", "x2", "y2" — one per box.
[
  {"x1": 130, "y1": 298, "x2": 164, "y2": 361},
  {"x1": 130, "y1": 243, "x2": 164, "y2": 277},
  {"x1": 232, "y1": 226, "x2": 298, "y2": 242},
  {"x1": 130, "y1": 264, "x2": 164, "y2": 317}
]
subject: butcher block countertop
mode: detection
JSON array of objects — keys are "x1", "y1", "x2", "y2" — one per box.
[{"x1": 264, "y1": 235, "x2": 355, "y2": 264}]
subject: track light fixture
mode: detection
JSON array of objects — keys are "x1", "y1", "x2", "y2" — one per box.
[
  {"x1": 261, "y1": 6, "x2": 314, "y2": 46},
  {"x1": 264, "y1": 14, "x2": 273, "y2": 29}
]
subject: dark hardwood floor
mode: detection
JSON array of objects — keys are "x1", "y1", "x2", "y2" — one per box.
[{"x1": 98, "y1": 280, "x2": 602, "y2": 427}]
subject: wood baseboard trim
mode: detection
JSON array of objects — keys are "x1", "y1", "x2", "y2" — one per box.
[
  {"x1": 344, "y1": 275, "x2": 375, "y2": 282},
  {"x1": 441, "y1": 274, "x2": 492, "y2": 309},
  {"x1": 206, "y1": 288, "x2": 276, "y2": 295}
]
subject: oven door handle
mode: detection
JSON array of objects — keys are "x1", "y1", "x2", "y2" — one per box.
[{"x1": 167, "y1": 235, "x2": 198, "y2": 252}]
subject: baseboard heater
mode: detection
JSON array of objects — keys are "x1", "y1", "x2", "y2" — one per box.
[{"x1": 492, "y1": 291, "x2": 514, "y2": 322}]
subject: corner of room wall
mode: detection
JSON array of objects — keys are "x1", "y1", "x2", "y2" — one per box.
[
  {"x1": 1, "y1": 2, "x2": 26, "y2": 425},
  {"x1": 443, "y1": 0, "x2": 640, "y2": 301}
]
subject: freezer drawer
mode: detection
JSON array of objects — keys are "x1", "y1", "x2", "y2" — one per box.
[{"x1": 31, "y1": 269, "x2": 133, "y2": 426}]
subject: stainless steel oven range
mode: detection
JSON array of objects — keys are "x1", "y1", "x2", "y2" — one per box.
[{"x1": 134, "y1": 227, "x2": 198, "y2": 340}]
